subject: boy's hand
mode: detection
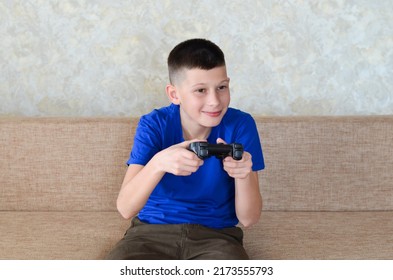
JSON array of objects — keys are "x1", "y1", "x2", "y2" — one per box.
[
  {"x1": 217, "y1": 138, "x2": 253, "y2": 179},
  {"x1": 155, "y1": 140, "x2": 204, "y2": 176}
]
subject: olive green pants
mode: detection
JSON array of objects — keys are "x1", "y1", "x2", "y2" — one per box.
[{"x1": 106, "y1": 217, "x2": 249, "y2": 260}]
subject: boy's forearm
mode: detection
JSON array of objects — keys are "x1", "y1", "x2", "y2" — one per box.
[
  {"x1": 234, "y1": 171, "x2": 262, "y2": 228},
  {"x1": 117, "y1": 156, "x2": 165, "y2": 219},
  {"x1": 117, "y1": 142, "x2": 203, "y2": 219}
]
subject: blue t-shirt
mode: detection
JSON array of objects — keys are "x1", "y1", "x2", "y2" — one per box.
[{"x1": 127, "y1": 104, "x2": 264, "y2": 228}]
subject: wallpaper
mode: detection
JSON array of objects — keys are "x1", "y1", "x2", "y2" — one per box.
[{"x1": 1, "y1": 0, "x2": 392, "y2": 116}]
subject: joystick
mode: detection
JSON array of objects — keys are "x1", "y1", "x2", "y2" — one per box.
[{"x1": 188, "y1": 142, "x2": 244, "y2": 160}]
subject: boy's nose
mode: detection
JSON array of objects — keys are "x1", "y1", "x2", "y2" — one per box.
[{"x1": 207, "y1": 92, "x2": 220, "y2": 106}]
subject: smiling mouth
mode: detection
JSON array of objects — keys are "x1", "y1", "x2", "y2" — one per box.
[{"x1": 203, "y1": 111, "x2": 222, "y2": 117}]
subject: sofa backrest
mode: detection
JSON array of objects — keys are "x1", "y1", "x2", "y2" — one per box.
[
  {"x1": 257, "y1": 116, "x2": 393, "y2": 211},
  {"x1": 1, "y1": 116, "x2": 393, "y2": 212},
  {"x1": 1, "y1": 118, "x2": 134, "y2": 211}
]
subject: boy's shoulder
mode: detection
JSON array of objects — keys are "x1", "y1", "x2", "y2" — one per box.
[
  {"x1": 143, "y1": 104, "x2": 178, "y2": 118},
  {"x1": 222, "y1": 107, "x2": 254, "y2": 125},
  {"x1": 140, "y1": 104, "x2": 179, "y2": 125},
  {"x1": 225, "y1": 107, "x2": 251, "y2": 117}
]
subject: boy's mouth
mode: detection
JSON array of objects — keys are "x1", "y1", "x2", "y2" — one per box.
[{"x1": 203, "y1": 111, "x2": 222, "y2": 118}]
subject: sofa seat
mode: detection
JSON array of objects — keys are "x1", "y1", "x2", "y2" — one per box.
[
  {"x1": 1, "y1": 211, "x2": 392, "y2": 259},
  {"x1": 246, "y1": 211, "x2": 393, "y2": 259},
  {"x1": 0, "y1": 212, "x2": 129, "y2": 260}
]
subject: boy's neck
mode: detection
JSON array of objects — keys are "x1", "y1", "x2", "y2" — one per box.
[
  {"x1": 182, "y1": 125, "x2": 211, "y2": 141},
  {"x1": 179, "y1": 106, "x2": 212, "y2": 140}
]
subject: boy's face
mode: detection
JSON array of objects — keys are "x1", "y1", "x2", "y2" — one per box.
[{"x1": 167, "y1": 66, "x2": 230, "y2": 136}]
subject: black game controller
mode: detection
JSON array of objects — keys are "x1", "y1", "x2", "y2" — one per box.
[{"x1": 188, "y1": 142, "x2": 244, "y2": 160}]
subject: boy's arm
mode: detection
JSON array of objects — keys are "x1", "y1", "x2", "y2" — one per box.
[
  {"x1": 235, "y1": 169, "x2": 262, "y2": 228},
  {"x1": 117, "y1": 140, "x2": 204, "y2": 219},
  {"x1": 116, "y1": 162, "x2": 164, "y2": 220},
  {"x1": 223, "y1": 153, "x2": 262, "y2": 228},
  {"x1": 217, "y1": 138, "x2": 262, "y2": 228}
]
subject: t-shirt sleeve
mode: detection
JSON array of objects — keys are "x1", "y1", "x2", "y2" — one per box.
[
  {"x1": 235, "y1": 115, "x2": 265, "y2": 171},
  {"x1": 126, "y1": 115, "x2": 162, "y2": 166}
]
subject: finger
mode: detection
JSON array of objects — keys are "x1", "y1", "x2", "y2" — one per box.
[
  {"x1": 224, "y1": 165, "x2": 252, "y2": 178},
  {"x1": 183, "y1": 149, "x2": 204, "y2": 160},
  {"x1": 224, "y1": 151, "x2": 251, "y2": 163},
  {"x1": 182, "y1": 161, "x2": 203, "y2": 174},
  {"x1": 178, "y1": 139, "x2": 207, "y2": 149},
  {"x1": 222, "y1": 158, "x2": 237, "y2": 168},
  {"x1": 223, "y1": 153, "x2": 252, "y2": 171},
  {"x1": 182, "y1": 157, "x2": 204, "y2": 168},
  {"x1": 223, "y1": 156, "x2": 246, "y2": 167},
  {"x1": 171, "y1": 160, "x2": 202, "y2": 175},
  {"x1": 216, "y1": 138, "x2": 227, "y2": 144}
]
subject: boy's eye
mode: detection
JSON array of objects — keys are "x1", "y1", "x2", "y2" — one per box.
[
  {"x1": 217, "y1": 85, "x2": 228, "y2": 92},
  {"x1": 195, "y1": 88, "x2": 206, "y2": 94}
]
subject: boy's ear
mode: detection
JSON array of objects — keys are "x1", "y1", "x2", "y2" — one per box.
[{"x1": 165, "y1": 84, "x2": 181, "y2": 105}]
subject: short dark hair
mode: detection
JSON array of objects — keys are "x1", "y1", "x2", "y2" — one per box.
[{"x1": 167, "y1": 38, "x2": 226, "y2": 84}]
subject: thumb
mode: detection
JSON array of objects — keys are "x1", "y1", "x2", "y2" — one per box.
[
  {"x1": 216, "y1": 138, "x2": 227, "y2": 144},
  {"x1": 179, "y1": 139, "x2": 206, "y2": 148}
]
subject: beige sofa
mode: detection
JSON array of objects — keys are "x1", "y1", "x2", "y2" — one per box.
[{"x1": 1, "y1": 116, "x2": 393, "y2": 259}]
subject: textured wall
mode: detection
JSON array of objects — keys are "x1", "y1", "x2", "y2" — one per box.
[{"x1": 1, "y1": 0, "x2": 392, "y2": 116}]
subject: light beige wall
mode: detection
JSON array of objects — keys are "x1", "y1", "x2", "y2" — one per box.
[{"x1": 1, "y1": 0, "x2": 392, "y2": 116}]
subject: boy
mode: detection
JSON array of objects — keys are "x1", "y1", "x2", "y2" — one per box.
[{"x1": 106, "y1": 38, "x2": 264, "y2": 260}]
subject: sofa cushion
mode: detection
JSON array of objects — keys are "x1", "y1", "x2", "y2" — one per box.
[
  {"x1": 1, "y1": 211, "x2": 392, "y2": 259},
  {"x1": 256, "y1": 116, "x2": 393, "y2": 211},
  {"x1": 2, "y1": 117, "x2": 393, "y2": 212},
  {"x1": 246, "y1": 211, "x2": 393, "y2": 259},
  {"x1": 0, "y1": 118, "x2": 135, "y2": 211},
  {"x1": 0, "y1": 211, "x2": 129, "y2": 260}
]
